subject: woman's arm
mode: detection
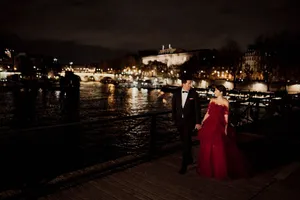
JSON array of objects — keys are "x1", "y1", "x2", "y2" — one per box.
[
  {"x1": 224, "y1": 100, "x2": 229, "y2": 135},
  {"x1": 201, "y1": 100, "x2": 212, "y2": 125}
]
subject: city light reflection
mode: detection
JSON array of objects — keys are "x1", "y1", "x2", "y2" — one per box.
[
  {"x1": 223, "y1": 81, "x2": 234, "y2": 90},
  {"x1": 252, "y1": 82, "x2": 268, "y2": 92}
]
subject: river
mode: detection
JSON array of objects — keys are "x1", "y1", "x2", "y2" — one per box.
[{"x1": 0, "y1": 82, "x2": 176, "y2": 127}]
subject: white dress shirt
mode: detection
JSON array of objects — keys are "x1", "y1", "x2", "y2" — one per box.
[{"x1": 181, "y1": 89, "x2": 189, "y2": 108}]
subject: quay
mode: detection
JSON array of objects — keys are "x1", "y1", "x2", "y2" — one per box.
[
  {"x1": 40, "y1": 146, "x2": 300, "y2": 200},
  {"x1": 1, "y1": 115, "x2": 300, "y2": 199},
  {"x1": 0, "y1": 99, "x2": 300, "y2": 200},
  {"x1": 2, "y1": 131, "x2": 300, "y2": 200}
]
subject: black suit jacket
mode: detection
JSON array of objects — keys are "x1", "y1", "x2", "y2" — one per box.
[{"x1": 172, "y1": 88, "x2": 202, "y2": 131}]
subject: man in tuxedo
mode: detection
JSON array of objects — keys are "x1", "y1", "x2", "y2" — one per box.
[{"x1": 172, "y1": 76, "x2": 202, "y2": 174}]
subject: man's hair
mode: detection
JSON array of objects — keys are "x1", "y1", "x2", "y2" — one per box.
[
  {"x1": 181, "y1": 79, "x2": 187, "y2": 84},
  {"x1": 181, "y1": 79, "x2": 192, "y2": 84}
]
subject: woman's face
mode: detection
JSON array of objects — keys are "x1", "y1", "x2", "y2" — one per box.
[{"x1": 214, "y1": 88, "x2": 222, "y2": 97}]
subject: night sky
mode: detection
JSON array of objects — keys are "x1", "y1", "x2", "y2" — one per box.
[{"x1": 1, "y1": 0, "x2": 299, "y2": 63}]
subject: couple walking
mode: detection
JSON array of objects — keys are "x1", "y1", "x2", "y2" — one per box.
[{"x1": 172, "y1": 76, "x2": 248, "y2": 179}]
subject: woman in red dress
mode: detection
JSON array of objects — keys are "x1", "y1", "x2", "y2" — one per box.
[{"x1": 197, "y1": 85, "x2": 248, "y2": 180}]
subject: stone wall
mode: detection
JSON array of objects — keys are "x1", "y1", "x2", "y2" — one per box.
[{"x1": 166, "y1": 78, "x2": 300, "y2": 94}]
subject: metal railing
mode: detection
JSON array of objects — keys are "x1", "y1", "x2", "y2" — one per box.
[
  {"x1": 229, "y1": 96, "x2": 295, "y2": 128},
  {"x1": 0, "y1": 110, "x2": 177, "y2": 194},
  {"x1": 0, "y1": 96, "x2": 298, "y2": 199}
]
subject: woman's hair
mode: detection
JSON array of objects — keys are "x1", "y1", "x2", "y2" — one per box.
[{"x1": 215, "y1": 85, "x2": 226, "y2": 96}]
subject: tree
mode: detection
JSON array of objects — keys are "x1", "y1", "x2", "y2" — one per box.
[
  {"x1": 17, "y1": 55, "x2": 34, "y2": 76},
  {"x1": 218, "y1": 40, "x2": 243, "y2": 88},
  {"x1": 253, "y1": 33, "x2": 286, "y2": 90},
  {"x1": 120, "y1": 55, "x2": 140, "y2": 70},
  {"x1": 179, "y1": 56, "x2": 199, "y2": 77},
  {"x1": 244, "y1": 64, "x2": 253, "y2": 81},
  {"x1": 141, "y1": 60, "x2": 167, "y2": 77},
  {"x1": 152, "y1": 60, "x2": 168, "y2": 77}
]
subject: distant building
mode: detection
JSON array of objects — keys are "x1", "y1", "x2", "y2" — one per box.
[
  {"x1": 242, "y1": 47, "x2": 261, "y2": 73},
  {"x1": 0, "y1": 48, "x2": 15, "y2": 71},
  {"x1": 70, "y1": 65, "x2": 95, "y2": 73},
  {"x1": 141, "y1": 44, "x2": 214, "y2": 67}
]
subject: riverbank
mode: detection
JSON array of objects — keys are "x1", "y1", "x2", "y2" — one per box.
[
  {"x1": 1, "y1": 108, "x2": 300, "y2": 198},
  {"x1": 1, "y1": 109, "x2": 300, "y2": 199}
]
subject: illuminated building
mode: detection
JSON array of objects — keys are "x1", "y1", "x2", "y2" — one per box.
[
  {"x1": 142, "y1": 44, "x2": 215, "y2": 67},
  {"x1": 242, "y1": 47, "x2": 261, "y2": 73},
  {"x1": 0, "y1": 48, "x2": 15, "y2": 71}
]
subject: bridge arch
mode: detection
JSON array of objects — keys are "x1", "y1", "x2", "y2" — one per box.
[{"x1": 59, "y1": 72, "x2": 115, "y2": 82}]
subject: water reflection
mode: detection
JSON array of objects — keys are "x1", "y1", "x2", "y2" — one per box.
[
  {"x1": 3, "y1": 80, "x2": 298, "y2": 127},
  {"x1": 129, "y1": 88, "x2": 140, "y2": 112},
  {"x1": 0, "y1": 82, "x2": 173, "y2": 126},
  {"x1": 54, "y1": 90, "x2": 60, "y2": 99}
]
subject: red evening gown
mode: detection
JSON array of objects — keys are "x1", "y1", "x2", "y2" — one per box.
[{"x1": 197, "y1": 101, "x2": 248, "y2": 180}]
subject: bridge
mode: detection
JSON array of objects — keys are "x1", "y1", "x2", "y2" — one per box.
[
  {"x1": 0, "y1": 71, "x2": 115, "y2": 82},
  {"x1": 0, "y1": 71, "x2": 20, "y2": 79},
  {"x1": 60, "y1": 72, "x2": 115, "y2": 82}
]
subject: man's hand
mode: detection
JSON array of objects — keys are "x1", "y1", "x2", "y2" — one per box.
[{"x1": 195, "y1": 124, "x2": 202, "y2": 130}]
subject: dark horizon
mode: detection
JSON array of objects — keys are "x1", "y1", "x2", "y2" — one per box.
[
  {"x1": 1, "y1": 0, "x2": 299, "y2": 63},
  {"x1": 2, "y1": 31, "x2": 300, "y2": 65},
  {"x1": 0, "y1": 32, "x2": 133, "y2": 64}
]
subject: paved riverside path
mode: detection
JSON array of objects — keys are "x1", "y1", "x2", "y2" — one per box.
[
  {"x1": 38, "y1": 144, "x2": 300, "y2": 200},
  {"x1": 1, "y1": 135, "x2": 300, "y2": 200},
  {"x1": 37, "y1": 110, "x2": 300, "y2": 200}
]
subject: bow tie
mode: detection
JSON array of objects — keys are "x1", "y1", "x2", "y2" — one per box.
[{"x1": 182, "y1": 91, "x2": 188, "y2": 93}]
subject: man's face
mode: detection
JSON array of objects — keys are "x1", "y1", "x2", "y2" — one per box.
[{"x1": 182, "y1": 80, "x2": 192, "y2": 91}]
